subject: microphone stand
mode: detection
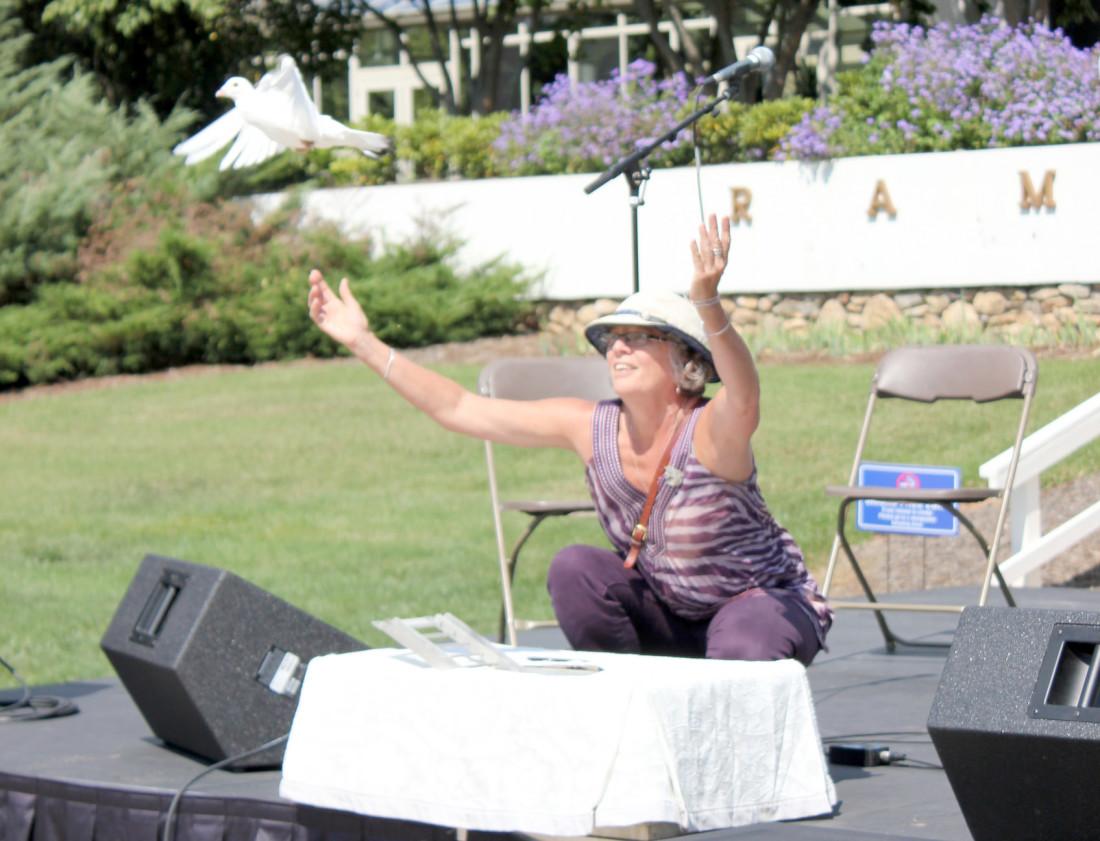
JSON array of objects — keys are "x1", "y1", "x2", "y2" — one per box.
[{"x1": 584, "y1": 82, "x2": 737, "y2": 294}]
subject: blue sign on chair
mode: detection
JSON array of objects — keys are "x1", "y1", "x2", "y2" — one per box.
[{"x1": 856, "y1": 462, "x2": 962, "y2": 537}]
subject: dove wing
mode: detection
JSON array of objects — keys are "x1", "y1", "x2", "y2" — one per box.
[
  {"x1": 255, "y1": 54, "x2": 320, "y2": 142},
  {"x1": 173, "y1": 110, "x2": 244, "y2": 165},
  {"x1": 218, "y1": 124, "x2": 285, "y2": 171}
]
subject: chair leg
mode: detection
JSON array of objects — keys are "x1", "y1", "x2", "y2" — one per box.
[
  {"x1": 497, "y1": 513, "x2": 552, "y2": 643},
  {"x1": 836, "y1": 499, "x2": 899, "y2": 652},
  {"x1": 836, "y1": 500, "x2": 952, "y2": 652},
  {"x1": 948, "y1": 506, "x2": 1016, "y2": 608}
]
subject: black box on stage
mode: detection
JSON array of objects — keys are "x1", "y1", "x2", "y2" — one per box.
[
  {"x1": 928, "y1": 606, "x2": 1100, "y2": 841},
  {"x1": 101, "y1": 553, "x2": 365, "y2": 769}
]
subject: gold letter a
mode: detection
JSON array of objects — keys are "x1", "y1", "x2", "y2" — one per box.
[{"x1": 867, "y1": 180, "x2": 897, "y2": 220}]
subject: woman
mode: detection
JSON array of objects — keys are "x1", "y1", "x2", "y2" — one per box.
[{"x1": 307, "y1": 213, "x2": 831, "y2": 665}]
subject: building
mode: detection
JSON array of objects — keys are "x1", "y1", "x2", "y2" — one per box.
[{"x1": 346, "y1": 0, "x2": 910, "y2": 125}]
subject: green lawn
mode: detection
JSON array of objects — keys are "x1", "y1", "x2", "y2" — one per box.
[{"x1": 2, "y1": 354, "x2": 1098, "y2": 685}]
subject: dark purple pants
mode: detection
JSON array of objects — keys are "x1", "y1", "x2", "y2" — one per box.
[{"x1": 547, "y1": 544, "x2": 823, "y2": 666}]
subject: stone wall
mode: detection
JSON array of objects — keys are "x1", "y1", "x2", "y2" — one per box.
[{"x1": 541, "y1": 283, "x2": 1100, "y2": 342}]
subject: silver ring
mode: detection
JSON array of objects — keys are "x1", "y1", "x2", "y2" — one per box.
[{"x1": 711, "y1": 247, "x2": 723, "y2": 257}]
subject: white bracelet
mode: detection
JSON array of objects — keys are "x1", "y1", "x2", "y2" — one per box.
[
  {"x1": 383, "y1": 348, "x2": 397, "y2": 381},
  {"x1": 705, "y1": 320, "x2": 733, "y2": 337}
]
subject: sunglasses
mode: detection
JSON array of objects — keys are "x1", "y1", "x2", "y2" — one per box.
[{"x1": 594, "y1": 329, "x2": 672, "y2": 354}]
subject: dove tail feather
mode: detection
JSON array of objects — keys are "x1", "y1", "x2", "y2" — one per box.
[{"x1": 313, "y1": 115, "x2": 392, "y2": 156}]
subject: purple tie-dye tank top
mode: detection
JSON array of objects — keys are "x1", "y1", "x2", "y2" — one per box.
[{"x1": 585, "y1": 399, "x2": 832, "y2": 640}]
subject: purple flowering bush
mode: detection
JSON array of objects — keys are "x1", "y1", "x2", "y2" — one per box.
[
  {"x1": 492, "y1": 59, "x2": 696, "y2": 175},
  {"x1": 778, "y1": 17, "x2": 1100, "y2": 161},
  {"x1": 492, "y1": 59, "x2": 814, "y2": 174}
]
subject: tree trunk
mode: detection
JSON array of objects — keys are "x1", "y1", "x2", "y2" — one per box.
[
  {"x1": 472, "y1": 0, "x2": 517, "y2": 114},
  {"x1": 763, "y1": 0, "x2": 819, "y2": 99},
  {"x1": 667, "y1": 2, "x2": 704, "y2": 78},
  {"x1": 703, "y1": 0, "x2": 738, "y2": 73},
  {"x1": 447, "y1": 0, "x2": 471, "y2": 112},
  {"x1": 421, "y1": 0, "x2": 457, "y2": 111},
  {"x1": 635, "y1": 0, "x2": 687, "y2": 75}
]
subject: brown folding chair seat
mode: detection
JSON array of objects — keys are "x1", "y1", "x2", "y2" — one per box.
[
  {"x1": 821, "y1": 344, "x2": 1038, "y2": 651},
  {"x1": 478, "y1": 356, "x2": 616, "y2": 645}
]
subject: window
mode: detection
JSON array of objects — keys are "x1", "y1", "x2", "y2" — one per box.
[
  {"x1": 360, "y1": 29, "x2": 400, "y2": 67},
  {"x1": 403, "y1": 26, "x2": 438, "y2": 63}
]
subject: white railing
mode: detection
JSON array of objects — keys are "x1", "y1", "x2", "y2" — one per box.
[{"x1": 980, "y1": 390, "x2": 1100, "y2": 587}]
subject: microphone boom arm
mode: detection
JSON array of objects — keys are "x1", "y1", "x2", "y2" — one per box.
[{"x1": 583, "y1": 86, "x2": 734, "y2": 196}]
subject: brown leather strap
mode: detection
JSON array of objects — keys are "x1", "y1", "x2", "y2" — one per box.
[{"x1": 623, "y1": 402, "x2": 695, "y2": 569}]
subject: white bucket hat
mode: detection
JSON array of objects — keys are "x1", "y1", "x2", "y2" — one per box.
[{"x1": 585, "y1": 290, "x2": 718, "y2": 382}]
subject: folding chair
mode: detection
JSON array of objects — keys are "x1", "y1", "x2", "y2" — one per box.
[
  {"x1": 821, "y1": 344, "x2": 1038, "y2": 651},
  {"x1": 478, "y1": 356, "x2": 616, "y2": 646}
]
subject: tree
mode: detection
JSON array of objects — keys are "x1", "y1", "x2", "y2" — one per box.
[
  {"x1": 20, "y1": 0, "x2": 364, "y2": 120},
  {"x1": 358, "y1": 0, "x2": 552, "y2": 114},
  {"x1": 0, "y1": 0, "x2": 186, "y2": 304},
  {"x1": 757, "y1": 0, "x2": 821, "y2": 99}
]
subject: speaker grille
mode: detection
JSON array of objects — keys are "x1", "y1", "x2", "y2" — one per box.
[
  {"x1": 102, "y1": 554, "x2": 365, "y2": 768},
  {"x1": 928, "y1": 606, "x2": 1100, "y2": 841}
]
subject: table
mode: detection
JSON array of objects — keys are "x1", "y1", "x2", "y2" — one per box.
[{"x1": 279, "y1": 647, "x2": 835, "y2": 836}]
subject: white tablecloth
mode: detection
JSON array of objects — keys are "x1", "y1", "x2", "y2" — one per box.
[{"x1": 279, "y1": 647, "x2": 835, "y2": 836}]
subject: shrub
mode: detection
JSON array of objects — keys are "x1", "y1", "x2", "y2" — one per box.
[
  {"x1": 390, "y1": 110, "x2": 509, "y2": 181},
  {"x1": 434, "y1": 112, "x2": 509, "y2": 180},
  {"x1": 492, "y1": 59, "x2": 696, "y2": 175},
  {"x1": 487, "y1": 60, "x2": 813, "y2": 175},
  {"x1": 778, "y1": 17, "x2": 1100, "y2": 160},
  {"x1": 360, "y1": 245, "x2": 535, "y2": 346},
  {"x1": 0, "y1": 4, "x2": 188, "y2": 305},
  {"x1": 693, "y1": 98, "x2": 815, "y2": 162},
  {"x1": 0, "y1": 186, "x2": 535, "y2": 390}
]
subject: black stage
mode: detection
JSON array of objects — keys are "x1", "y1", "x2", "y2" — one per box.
[{"x1": 4, "y1": 585, "x2": 1100, "y2": 841}]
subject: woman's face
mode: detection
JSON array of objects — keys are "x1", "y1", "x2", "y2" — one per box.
[{"x1": 603, "y1": 327, "x2": 679, "y2": 396}]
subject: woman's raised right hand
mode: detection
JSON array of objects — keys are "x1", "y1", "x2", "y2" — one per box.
[{"x1": 307, "y1": 269, "x2": 370, "y2": 349}]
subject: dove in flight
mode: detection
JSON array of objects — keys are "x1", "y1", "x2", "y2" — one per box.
[{"x1": 173, "y1": 54, "x2": 392, "y2": 171}]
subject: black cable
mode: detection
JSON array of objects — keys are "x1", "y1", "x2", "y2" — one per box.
[
  {"x1": 890, "y1": 756, "x2": 944, "y2": 770},
  {"x1": 822, "y1": 729, "x2": 933, "y2": 744},
  {"x1": 826, "y1": 736, "x2": 932, "y2": 745},
  {"x1": 163, "y1": 732, "x2": 289, "y2": 841},
  {"x1": 0, "y1": 654, "x2": 79, "y2": 722}
]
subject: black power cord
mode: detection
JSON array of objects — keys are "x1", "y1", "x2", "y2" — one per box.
[
  {"x1": 163, "y1": 732, "x2": 290, "y2": 841},
  {"x1": 0, "y1": 654, "x2": 79, "y2": 722}
]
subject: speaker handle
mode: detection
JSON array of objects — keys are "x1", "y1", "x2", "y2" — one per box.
[{"x1": 131, "y1": 569, "x2": 189, "y2": 646}]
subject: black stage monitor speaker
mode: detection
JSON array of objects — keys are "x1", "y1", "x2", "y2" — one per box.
[
  {"x1": 928, "y1": 605, "x2": 1100, "y2": 841},
  {"x1": 101, "y1": 553, "x2": 365, "y2": 769}
]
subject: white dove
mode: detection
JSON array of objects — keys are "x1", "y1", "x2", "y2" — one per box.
[{"x1": 173, "y1": 54, "x2": 392, "y2": 171}]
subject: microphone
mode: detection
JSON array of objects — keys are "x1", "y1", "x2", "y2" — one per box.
[{"x1": 703, "y1": 46, "x2": 775, "y2": 86}]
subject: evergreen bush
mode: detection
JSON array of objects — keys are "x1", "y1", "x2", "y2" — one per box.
[
  {"x1": 0, "y1": 4, "x2": 188, "y2": 304},
  {"x1": 0, "y1": 187, "x2": 535, "y2": 390}
]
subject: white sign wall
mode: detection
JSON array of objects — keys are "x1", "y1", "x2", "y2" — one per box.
[{"x1": 252, "y1": 142, "x2": 1099, "y2": 300}]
